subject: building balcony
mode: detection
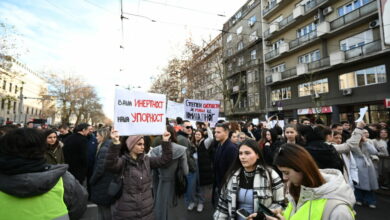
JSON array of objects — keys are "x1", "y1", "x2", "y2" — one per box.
[
  {"x1": 265, "y1": 75, "x2": 273, "y2": 84},
  {"x1": 281, "y1": 68, "x2": 297, "y2": 80},
  {"x1": 308, "y1": 57, "x2": 330, "y2": 71},
  {"x1": 330, "y1": 40, "x2": 382, "y2": 65},
  {"x1": 265, "y1": 49, "x2": 279, "y2": 61},
  {"x1": 263, "y1": 0, "x2": 289, "y2": 19},
  {"x1": 289, "y1": 31, "x2": 317, "y2": 51},
  {"x1": 263, "y1": 0, "x2": 329, "y2": 40},
  {"x1": 330, "y1": 0, "x2": 377, "y2": 31}
]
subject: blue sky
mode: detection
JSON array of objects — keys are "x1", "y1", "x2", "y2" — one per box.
[{"x1": 0, "y1": 0, "x2": 246, "y2": 118}]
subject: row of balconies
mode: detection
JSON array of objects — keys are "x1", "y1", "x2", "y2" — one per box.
[
  {"x1": 264, "y1": 0, "x2": 378, "y2": 62},
  {"x1": 264, "y1": 0, "x2": 329, "y2": 39},
  {"x1": 265, "y1": 40, "x2": 382, "y2": 85},
  {"x1": 227, "y1": 59, "x2": 261, "y2": 76}
]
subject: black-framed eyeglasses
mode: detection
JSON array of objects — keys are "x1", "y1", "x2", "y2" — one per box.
[{"x1": 185, "y1": 126, "x2": 193, "y2": 129}]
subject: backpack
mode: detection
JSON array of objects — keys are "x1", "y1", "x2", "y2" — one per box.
[{"x1": 174, "y1": 158, "x2": 187, "y2": 198}]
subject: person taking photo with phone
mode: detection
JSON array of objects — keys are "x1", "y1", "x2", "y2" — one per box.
[
  {"x1": 250, "y1": 143, "x2": 355, "y2": 220},
  {"x1": 213, "y1": 139, "x2": 285, "y2": 220}
]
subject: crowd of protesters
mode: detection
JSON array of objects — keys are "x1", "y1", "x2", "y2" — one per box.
[{"x1": 0, "y1": 116, "x2": 389, "y2": 220}]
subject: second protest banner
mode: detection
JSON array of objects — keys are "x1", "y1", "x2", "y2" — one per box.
[
  {"x1": 184, "y1": 99, "x2": 220, "y2": 123},
  {"x1": 114, "y1": 87, "x2": 166, "y2": 136}
]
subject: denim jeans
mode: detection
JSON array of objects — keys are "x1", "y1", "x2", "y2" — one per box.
[
  {"x1": 185, "y1": 160, "x2": 205, "y2": 206},
  {"x1": 354, "y1": 188, "x2": 376, "y2": 205}
]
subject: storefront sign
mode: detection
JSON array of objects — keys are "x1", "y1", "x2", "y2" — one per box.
[
  {"x1": 385, "y1": 98, "x2": 390, "y2": 108},
  {"x1": 297, "y1": 106, "x2": 333, "y2": 115},
  {"x1": 114, "y1": 88, "x2": 166, "y2": 135}
]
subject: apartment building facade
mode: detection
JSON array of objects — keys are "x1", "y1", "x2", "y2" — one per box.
[
  {"x1": 222, "y1": 0, "x2": 265, "y2": 119},
  {"x1": 188, "y1": 34, "x2": 225, "y2": 115},
  {"x1": 261, "y1": 0, "x2": 390, "y2": 124}
]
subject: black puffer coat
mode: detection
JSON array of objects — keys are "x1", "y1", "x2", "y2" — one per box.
[{"x1": 89, "y1": 139, "x2": 115, "y2": 206}]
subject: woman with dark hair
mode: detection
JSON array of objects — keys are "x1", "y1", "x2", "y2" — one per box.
[
  {"x1": 189, "y1": 122, "x2": 214, "y2": 212},
  {"x1": 150, "y1": 125, "x2": 188, "y2": 220},
  {"x1": 259, "y1": 129, "x2": 280, "y2": 166},
  {"x1": 105, "y1": 129, "x2": 173, "y2": 220},
  {"x1": 256, "y1": 143, "x2": 355, "y2": 220},
  {"x1": 0, "y1": 128, "x2": 87, "y2": 219},
  {"x1": 304, "y1": 124, "x2": 344, "y2": 172},
  {"x1": 89, "y1": 128, "x2": 114, "y2": 220},
  {"x1": 283, "y1": 124, "x2": 304, "y2": 146},
  {"x1": 214, "y1": 139, "x2": 284, "y2": 220},
  {"x1": 44, "y1": 129, "x2": 65, "y2": 164}
]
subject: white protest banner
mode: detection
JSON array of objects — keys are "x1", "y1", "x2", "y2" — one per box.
[
  {"x1": 252, "y1": 118, "x2": 259, "y2": 125},
  {"x1": 267, "y1": 120, "x2": 285, "y2": 129},
  {"x1": 166, "y1": 100, "x2": 185, "y2": 119},
  {"x1": 184, "y1": 99, "x2": 220, "y2": 123},
  {"x1": 355, "y1": 106, "x2": 368, "y2": 122},
  {"x1": 114, "y1": 88, "x2": 166, "y2": 136}
]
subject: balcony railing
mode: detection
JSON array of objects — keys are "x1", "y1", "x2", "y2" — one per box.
[
  {"x1": 304, "y1": 0, "x2": 327, "y2": 13},
  {"x1": 265, "y1": 48, "x2": 279, "y2": 61},
  {"x1": 263, "y1": 0, "x2": 278, "y2": 16},
  {"x1": 344, "y1": 40, "x2": 382, "y2": 60},
  {"x1": 279, "y1": 14, "x2": 294, "y2": 30},
  {"x1": 289, "y1": 31, "x2": 317, "y2": 50},
  {"x1": 308, "y1": 57, "x2": 330, "y2": 71},
  {"x1": 330, "y1": 0, "x2": 377, "y2": 30},
  {"x1": 281, "y1": 68, "x2": 297, "y2": 80}
]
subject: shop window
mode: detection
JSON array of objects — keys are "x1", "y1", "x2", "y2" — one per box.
[{"x1": 339, "y1": 64, "x2": 387, "y2": 89}]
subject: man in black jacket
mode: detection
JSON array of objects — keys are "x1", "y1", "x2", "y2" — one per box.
[
  {"x1": 212, "y1": 123, "x2": 238, "y2": 207},
  {"x1": 63, "y1": 123, "x2": 92, "y2": 184}
]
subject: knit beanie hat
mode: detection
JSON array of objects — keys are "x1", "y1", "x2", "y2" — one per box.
[{"x1": 125, "y1": 135, "x2": 143, "y2": 152}]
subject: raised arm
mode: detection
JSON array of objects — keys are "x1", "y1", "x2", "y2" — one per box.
[
  {"x1": 104, "y1": 130, "x2": 125, "y2": 174},
  {"x1": 204, "y1": 124, "x2": 214, "y2": 149},
  {"x1": 150, "y1": 131, "x2": 173, "y2": 169}
]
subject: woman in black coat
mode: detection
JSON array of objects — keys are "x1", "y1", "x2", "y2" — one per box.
[{"x1": 89, "y1": 128, "x2": 114, "y2": 220}]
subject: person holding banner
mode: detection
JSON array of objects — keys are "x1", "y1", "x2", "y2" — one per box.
[
  {"x1": 190, "y1": 122, "x2": 214, "y2": 212},
  {"x1": 105, "y1": 130, "x2": 173, "y2": 220}
]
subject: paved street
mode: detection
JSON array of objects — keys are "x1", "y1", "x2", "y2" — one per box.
[{"x1": 172, "y1": 189, "x2": 390, "y2": 220}]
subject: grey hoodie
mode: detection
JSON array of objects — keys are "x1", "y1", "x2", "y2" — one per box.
[
  {"x1": 0, "y1": 164, "x2": 88, "y2": 220},
  {"x1": 287, "y1": 169, "x2": 355, "y2": 220}
]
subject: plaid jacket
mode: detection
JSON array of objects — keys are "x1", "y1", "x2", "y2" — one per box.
[{"x1": 213, "y1": 165, "x2": 285, "y2": 220}]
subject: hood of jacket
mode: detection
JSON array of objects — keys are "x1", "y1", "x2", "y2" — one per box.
[
  {"x1": 0, "y1": 164, "x2": 68, "y2": 198},
  {"x1": 150, "y1": 142, "x2": 186, "y2": 160},
  {"x1": 292, "y1": 169, "x2": 355, "y2": 208}
]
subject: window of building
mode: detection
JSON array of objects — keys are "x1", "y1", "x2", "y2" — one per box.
[
  {"x1": 296, "y1": 0, "x2": 314, "y2": 7},
  {"x1": 271, "y1": 15, "x2": 283, "y2": 25},
  {"x1": 297, "y1": 22, "x2": 318, "y2": 38},
  {"x1": 3, "y1": 80, "x2": 6, "y2": 90},
  {"x1": 272, "y1": 39, "x2": 284, "y2": 50},
  {"x1": 271, "y1": 87, "x2": 292, "y2": 101},
  {"x1": 249, "y1": 31, "x2": 258, "y2": 42},
  {"x1": 248, "y1": 0, "x2": 255, "y2": 7},
  {"x1": 247, "y1": 71, "x2": 253, "y2": 83},
  {"x1": 248, "y1": 15, "x2": 257, "y2": 27},
  {"x1": 26, "y1": 107, "x2": 29, "y2": 114},
  {"x1": 298, "y1": 78, "x2": 329, "y2": 97},
  {"x1": 227, "y1": 48, "x2": 233, "y2": 56},
  {"x1": 7, "y1": 100, "x2": 11, "y2": 110},
  {"x1": 338, "y1": 0, "x2": 371, "y2": 16},
  {"x1": 237, "y1": 41, "x2": 244, "y2": 50},
  {"x1": 254, "y1": 93, "x2": 260, "y2": 106},
  {"x1": 254, "y1": 70, "x2": 259, "y2": 82},
  {"x1": 248, "y1": 94, "x2": 254, "y2": 106},
  {"x1": 228, "y1": 63, "x2": 233, "y2": 71},
  {"x1": 15, "y1": 85, "x2": 18, "y2": 94},
  {"x1": 235, "y1": 11, "x2": 242, "y2": 20},
  {"x1": 226, "y1": 34, "x2": 232, "y2": 43},
  {"x1": 250, "y1": 50, "x2": 257, "y2": 60},
  {"x1": 13, "y1": 101, "x2": 16, "y2": 113},
  {"x1": 339, "y1": 64, "x2": 386, "y2": 89},
  {"x1": 271, "y1": 63, "x2": 286, "y2": 73},
  {"x1": 236, "y1": 26, "x2": 243, "y2": 35},
  {"x1": 298, "y1": 50, "x2": 321, "y2": 64},
  {"x1": 9, "y1": 83, "x2": 12, "y2": 92},
  {"x1": 238, "y1": 57, "x2": 244, "y2": 66},
  {"x1": 340, "y1": 29, "x2": 373, "y2": 51},
  {"x1": 1, "y1": 99, "x2": 4, "y2": 110}
]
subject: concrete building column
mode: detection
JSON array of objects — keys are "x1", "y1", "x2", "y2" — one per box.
[{"x1": 331, "y1": 105, "x2": 340, "y2": 124}]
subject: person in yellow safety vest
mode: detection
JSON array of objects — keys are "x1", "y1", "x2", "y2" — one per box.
[
  {"x1": 247, "y1": 143, "x2": 355, "y2": 220},
  {"x1": 0, "y1": 128, "x2": 88, "y2": 220}
]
